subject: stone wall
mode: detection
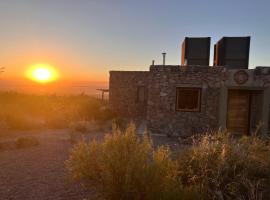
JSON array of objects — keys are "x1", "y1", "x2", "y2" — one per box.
[
  {"x1": 147, "y1": 65, "x2": 224, "y2": 137},
  {"x1": 109, "y1": 65, "x2": 270, "y2": 136},
  {"x1": 109, "y1": 71, "x2": 149, "y2": 118},
  {"x1": 250, "y1": 91, "x2": 263, "y2": 133}
]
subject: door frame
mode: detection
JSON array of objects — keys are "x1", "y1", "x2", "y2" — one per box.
[{"x1": 226, "y1": 89, "x2": 251, "y2": 135}]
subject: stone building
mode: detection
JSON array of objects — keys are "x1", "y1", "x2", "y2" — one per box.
[{"x1": 109, "y1": 37, "x2": 270, "y2": 137}]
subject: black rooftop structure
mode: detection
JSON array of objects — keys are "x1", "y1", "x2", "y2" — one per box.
[
  {"x1": 213, "y1": 36, "x2": 251, "y2": 69},
  {"x1": 181, "y1": 37, "x2": 211, "y2": 66}
]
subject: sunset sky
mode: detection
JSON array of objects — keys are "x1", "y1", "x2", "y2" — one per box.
[{"x1": 1, "y1": 0, "x2": 270, "y2": 87}]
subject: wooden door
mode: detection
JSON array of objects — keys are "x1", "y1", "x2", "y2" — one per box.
[{"x1": 227, "y1": 90, "x2": 250, "y2": 135}]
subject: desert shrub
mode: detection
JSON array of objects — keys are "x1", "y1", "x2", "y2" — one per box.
[
  {"x1": 95, "y1": 107, "x2": 115, "y2": 122},
  {"x1": 111, "y1": 117, "x2": 129, "y2": 130},
  {"x1": 70, "y1": 120, "x2": 103, "y2": 134},
  {"x1": 76, "y1": 99, "x2": 101, "y2": 120},
  {"x1": 68, "y1": 131, "x2": 81, "y2": 144},
  {"x1": 66, "y1": 123, "x2": 198, "y2": 200},
  {"x1": 4, "y1": 113, "x2": 43, "y2": 130},
  {"x1": 178, "y1": 132, "x2": 270, "y2": 200},
  {"x1": 0, "y1": 92, "x2": 108, "y2": 130},
  {"x1": 15, "y1": 136, "x2": 39, "y2": 149},
  {"x1": 70, "y1": 121, "x2": 88, "y2": 133},
  {"x1": 68, "y1": 122, "x2": 88, "y2": 143},
  {"x1": 45, "y1": 116, "x2": 69, "y2": 129}
]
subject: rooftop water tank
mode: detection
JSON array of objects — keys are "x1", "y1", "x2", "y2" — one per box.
[
  {"x1": 181, "y1": 37, "x2": 211, "y2": 66},
  {"x1": 213, "y1": 36, "x2": 250, "y2": 69}
]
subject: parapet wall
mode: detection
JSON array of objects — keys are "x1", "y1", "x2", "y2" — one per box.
[{"x1": 109, "y1": 71, "x2": 149, "y2": 118}]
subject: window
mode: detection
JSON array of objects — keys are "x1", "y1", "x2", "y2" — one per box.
[
  {"x1": 176, "y1": 88, "x2": 201, "y2": 112},
  {"x1": 137, "y1": 86, "x2": 146, "y2": 103}
]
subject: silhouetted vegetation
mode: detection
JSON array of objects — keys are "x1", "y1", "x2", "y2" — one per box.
[
  {"x1": 0, "y1": 92, "x2": 114, "y2": 131},
  {"x1": 67, "y1": 124, "x2": 270, "y2": 200},
  {"x1": 15, "y1": 136, "x2": 39, "y2": 149}
]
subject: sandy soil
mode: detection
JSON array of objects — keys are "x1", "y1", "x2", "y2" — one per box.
[
  {"x1": 0, "y1": 130, "x2": 100, "y2": 200},
  {"x1": 0, "y1": 128, "x2": 184, "y2": 200}
]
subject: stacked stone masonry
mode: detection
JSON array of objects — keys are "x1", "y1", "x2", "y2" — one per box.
[{"x1": 109, "y1": 65, "x2": 270, "y2": 137}]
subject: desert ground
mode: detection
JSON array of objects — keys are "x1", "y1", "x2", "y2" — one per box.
[
  {"x1": 0, "y1": 127, "x2": 181, "y2": 200},
  {"x1": 0, "y1": 129, "x2": 101, "y2": 200}
]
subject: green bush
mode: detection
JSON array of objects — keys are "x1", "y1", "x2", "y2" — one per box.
[
  {"x1": 66, "y1": 123, "x2": 198, "y2": 200},
  {"x1": 178, "y1": 132, "x2": 270, "y2": 200},
  {"x1": 15, "y1": 136, "x2": 40, "y2": 149}
]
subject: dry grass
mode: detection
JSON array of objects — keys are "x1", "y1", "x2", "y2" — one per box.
[
  {"x1": 178, "y1": 132, "x2": 270, "y2": 200},
  {"x1": 0, "y1": 92, "x2": 114, "y2": 131},
  {"x1": 66, "y1": 124, "x2": 270, "y2": 200},
  {"x1": 66, "y1": 123, "x2": 199, "y2": 200}
]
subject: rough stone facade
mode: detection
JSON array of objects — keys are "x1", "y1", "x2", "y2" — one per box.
[
  {"x1": 109, "y1": 71, "x2": 149, "y2": 118},
  {"x1": 147, "y1": 65, "x2": 224, "y2": 136},
  {"x1": 249, "y1": 91, "x2": 263, "y2": 132},
  {"x1": 109, "y1": 65, "x2": 270, "y2": 137}
]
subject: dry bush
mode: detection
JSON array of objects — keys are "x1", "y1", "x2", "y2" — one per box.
[
  {"x1": 178, "y1": 132, "x2": 270, "y2": 200},
  {"x1": 15, "y1": 136, "x2": 39, "y2": 149},
  {"x1": 66, "y1": 123, "x2": 270, "y2": 200},
  {"x1": 0, "y1": 92, "x2": 113, "y2": 131},
  {"x1": 69, "y1": 121, "x2": 100, "y2": 143},
  {"x1": 66, "y1": 123, "x2": 198, "y2": 200},
  {"x1": 68, "y1": 122, "x2": 88, "y2": 144},
  {"x1": 68, "y1": 131, "x2": 81, "y2": 144},
  {"x1": 4, "y1": 113, "x2": 43, "y2": 130},
  {"x1": 70, "y1": 121, "x2": 89, "y2": 133}
]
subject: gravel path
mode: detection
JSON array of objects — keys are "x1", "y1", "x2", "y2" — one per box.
[{"x1": 0, "y1": 130, "x2": 99, "y2": 200}]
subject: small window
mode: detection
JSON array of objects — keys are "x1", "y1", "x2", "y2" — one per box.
[
  {"x1": 137, "y1": 86, "x2": 146, "y2": 103},
  {"x1": 176, "y1": 88, "x2": 201, "y2": 112}
]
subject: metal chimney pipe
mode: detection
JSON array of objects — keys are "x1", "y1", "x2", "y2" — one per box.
[
  {"x1": 152, "y1": 60, "x2": 155, "y2": 66},
  {"x1": 162, "y1": 52, "x2": 166, "y2": 65}
]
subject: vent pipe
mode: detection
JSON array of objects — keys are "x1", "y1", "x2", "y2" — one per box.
[
  {"x1": 162, "y1": 52, "x2": 166, "y2": 66},
  {"x1": 152, "y1": 60, "x2": 155, "y2": 66}
]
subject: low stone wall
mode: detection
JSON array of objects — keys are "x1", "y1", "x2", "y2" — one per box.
[
  {"x1": 147, "y1": 65, "x2": 224, "y2": 137},
  {"x1": 109, "y1": 71, "x2": 149, "y2": 118}
]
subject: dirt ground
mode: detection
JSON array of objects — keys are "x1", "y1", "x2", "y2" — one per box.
[
  {"x1": 0, "y1": 130, "x2": 101, "y2": 200},
  {"x1": 0, "y1": 128, "x2": 183, "y2": 200}
]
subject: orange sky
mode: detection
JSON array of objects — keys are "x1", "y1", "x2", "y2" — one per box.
[
  {"x1": 1, "y1": 40, "x2": 108, "y2": 82},
  {"x1": 1, "y1": 1, "x2": 270, "y2": 94}
]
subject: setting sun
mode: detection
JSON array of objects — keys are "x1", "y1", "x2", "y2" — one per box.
[{"x1": 26, "y1": 64, "x2": 59, "y2": 83}]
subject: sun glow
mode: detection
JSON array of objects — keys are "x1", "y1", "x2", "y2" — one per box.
[{"x1": 26, "y1": 64, "x2": 59, "y2": 83}]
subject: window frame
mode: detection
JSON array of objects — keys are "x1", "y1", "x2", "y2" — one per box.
[{"x1": 175, "y1": 87, "x2": 202, "y2": 112}]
